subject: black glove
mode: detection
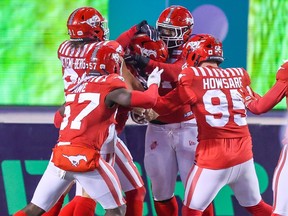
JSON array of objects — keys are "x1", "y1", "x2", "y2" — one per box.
[
  {"x1": 136, "y1": 20, "x2": 159, "y2": 41},
  {"x1": 124, "y1": 54, "x2": 150, "y2": 70}
]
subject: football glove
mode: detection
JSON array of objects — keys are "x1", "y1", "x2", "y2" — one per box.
[
  {"x1": 236, "y1": 87, "x2": 256, "y2": 108},
  {"x1": 276, "y1": 60, "x2": 288, "y2": 81},
  {"x1": 136, "y1": 20, "x2": 159, "y2": 41},
  {"x1": 147, "y1": 66, "x2": 164, "y2": 87},
  {"x1": 124, "y1": 54, "x2": 150, "y2": 70}
]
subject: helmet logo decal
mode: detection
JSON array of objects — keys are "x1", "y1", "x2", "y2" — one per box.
[
  {"x1": 185, "y1": 17, "x2": 194, "y2": 25},
  {"x1": 80, "y1": 15, "x2": 101, "y2": 27},
  {"x1": 215, "y1": 45, "x2": 222, "y2": 54},
  {"x1": 112, "y1": 53, "x2": 120, "y2": 63},
  {"x1": 140, "y1": 47, "x2": 157, "y2": 58},
  {"x1": 116, "y1": 45, "x2": 123, "y2": 54},
  {"x1": 186, "y1": 40, "x2": 205, "y2": 51}
]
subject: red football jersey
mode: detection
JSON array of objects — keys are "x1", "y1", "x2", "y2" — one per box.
[
  {"x1": 58, "y1": 74, "x2": 127, "y2": 152},
  {"x1": 58, "y1": 40, "x2": 101, "y2": 91},
  {"x1": 156, "y1": 66, "x2": 252, "y2": 139},
  {"x1": 146, "y1": 44, "x2": 194, "y2": 123}
]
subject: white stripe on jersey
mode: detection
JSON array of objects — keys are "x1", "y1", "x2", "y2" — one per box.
[
  {"x1": 221, "y1": 68, "x2": 231, "y2": 77},
  {"x1": 233, "y1": 68, "x2": 242, "y2": 76},
  {"x1": 235, "y1": 68, "x2": 244, "y2": 76},
  {"x1": 226, "y1": 68, "x2": 236, "y2": 76},
  {"x1": 215, "y1": 68, "x2": 225, "y2": 77},
  {"x1": 74, "y1": 47, "x2": 81, "y2": 57},
  {"x1": 211, "y1": 68, "x2": 219, "y2": 77},
  {"x1": 80, "y1": 43, "x2": 95, "y2": 57},
  {"x1": 198, "y1": 67, "x2": 207, "y2": 76},
  {"x1": 64, "y1": 44, "x2": 72, "y2": 56},
  {"x1": 205, "y1": 67, "x2": 214, "y2": 76},
  {"x1": 191, "y1": 67, "x2": 200, "y2": 76},
  {"x1": 58, "y1": 41, "x2": 69, "y2": 53},
  {"x1": 191, "y1": 67, "x2": 246, "y2": 79}
]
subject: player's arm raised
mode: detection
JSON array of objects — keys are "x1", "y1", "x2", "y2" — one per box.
[{"x1": 243, "y1": 62, "x2": 288, "y2": 114}]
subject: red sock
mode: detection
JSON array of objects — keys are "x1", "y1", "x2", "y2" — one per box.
[
  {"x1": 244, "y1": 200, "x2": 273, "y2": 216},
  {"x1": 182, "y1": 205, "x2": 203, "y2": 216},
  {"x1": 73, "y1": 196, "x2": 96, "y2": 216},
  {"x1": 13, "y1": 210, "x2": 28, "y2": 216},
  {"x1": 202, "y1": 202, "x2": 214, "y2": 216},
  {"x1": 59, "y1": 196, "x2": 78, "y2": 216},
  {"x1": 271, "y1": 214, "x2": 281, "y2": 216},
  {"x1": 154, "y1": 196, "x2": 178, "y2": 216},
  {"x1": 125, "y1": 186, "x2": 146, "y2": 216},
  {"x1": 42, "y1": 195, "x2": 65, "y2": 216}
]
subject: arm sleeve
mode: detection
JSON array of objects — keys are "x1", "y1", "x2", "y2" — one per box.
[
  {"x1": 130, "y1": 84, "x2": 158, "y2": 108},
  {"x1": 115, "y1": 106, "x2": 131, "y2": 134},
  {"x1": 145, "y1": 58, "x2": 185, "y2": 82},
  {"x1": 247, "y1": 80, "x2": 287, "y2": 114},
  {"x1": 153, "y1": 83, "x2": 196, "y2": 115},
  {"x1": 54, "y1": 110, "x2": 63, "y2": 128},
  {"x1": 116, "y1": 25, "x2": 138, "y2": 50}
]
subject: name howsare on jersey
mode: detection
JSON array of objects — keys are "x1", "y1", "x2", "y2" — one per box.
[
  {"x1": 203, "y1": 77, "x2": 242, "y2": 89},
  {"x1": 186, "y1": 67, "x2": 246, "y2": 90}
]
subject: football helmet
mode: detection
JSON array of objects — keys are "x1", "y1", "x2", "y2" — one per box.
[
  {"x1": 67, "y1": 7, "x2": 109, "y2": 41},
  {"x1": 127, "y1": 34, "x2": 168, "y2": 88},
  {"x1": 183, "y1": 34, "x2": 224, "y2": 67},
  {"x1": 87, "y1": 40, "x2": 124, "y2": 76},
  {"x1": 156, "y1": 5, "x2": 194, "y2": 49},
  {"x1": 128, "y1": 34, "x2": 168, "y2": 62}
]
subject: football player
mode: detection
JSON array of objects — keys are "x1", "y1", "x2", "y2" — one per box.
[
  {"x1": 239, "y1": 61, "x2": 288, "y2": 216},
  {"x1": 153, "y1": 33, "x2": 275, "y2": 216},
  {"x1": 13, "y1": 39, "x2": 163, "y2": 216},
  {"x1": 125, "y1": 5, "x2": 214, "y2": 216},
  {"x1": 51, "y1": 7, "x2": 159, "y2": 216}
]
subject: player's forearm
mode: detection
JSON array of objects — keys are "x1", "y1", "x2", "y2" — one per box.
[
  {"x1": 116, "y1": 25, "x2": 138, "y2": 49},
  {"x1": 130, "y1": 84, "x2": 158, "y2": 108},
  {"x1": 247, "y1": 81, "x2": 287, "y2": 114},
  {"x1": 153, "y1": 85, "x2": 194, "y2": 115}
]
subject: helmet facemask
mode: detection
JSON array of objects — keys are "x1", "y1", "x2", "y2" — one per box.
[{"x1": 157, "y1": 23, "x2": 192, "y2": 48}]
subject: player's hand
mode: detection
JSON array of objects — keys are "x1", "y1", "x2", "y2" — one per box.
[
  {"x1": 136, "y1": 20, "x2": 159, "y2": 41},
  {"x1": 144, "y1": 109, "x2": 159, "y2": 121},
  {"x1": 124, "y1": 54, "x2": 150, "y2": 70},
  {"x1": 276, "y1": 60, "x2": 288, "y2": 81},
  {"x1": 236, "y1": 87, "x2": 256, "y2": 107},
  {"x1": 147, "y1": 66, "x2": 164, "y2": 87}
]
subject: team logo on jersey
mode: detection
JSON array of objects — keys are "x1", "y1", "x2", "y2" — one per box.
[
  {"x1": 81, "y1": 15, "x2": 101, "y2": 27},
  {"x1": 62, "y1": 154, "x2": 88, "y2": 167},
  {"x1": 140, "y1": 47, "x2": 157, "y2": 59}
]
